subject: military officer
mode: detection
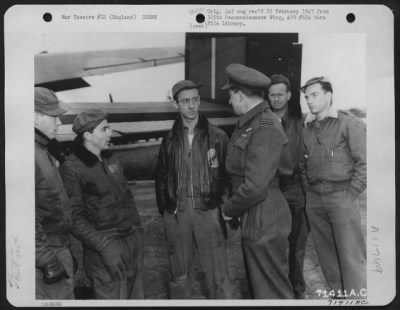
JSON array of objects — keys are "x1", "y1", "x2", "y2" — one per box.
[
  {"x1": 300, "y1": 76, "x2": 366, "y2": 297},
  {"x1": 221, "y1": 64, "x2": 294, "y2": 299}
]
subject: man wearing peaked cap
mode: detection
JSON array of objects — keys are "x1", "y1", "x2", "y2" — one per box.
[
  {"x1": 34, "y1": 87, "x2": 75, "y2": 299},
  {"x1": 221, "y1": 63, "x2": 271, "y2": 91},
  {"x1": 60, "y1": 109, "x2": 144, "y2": 299},
  {"x1": 268, "y1": 74, "x2": 309, "y2": 299},
  {"x1": 220, "y1": 64, "x2": 294, "y2": 299},
  {"x1": 155, "y1": 79, "x2": 233, "y2": 299},
  {"x1": 300, "y1": 77, "x2": 366, "y2": 296}
]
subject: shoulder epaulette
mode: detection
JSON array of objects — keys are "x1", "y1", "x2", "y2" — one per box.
[
  {"x1": 260, "y1": 119, "x2": 274, "y2": 125},
  {"x1": 260, "y1": 107, "x2": 274, "y2": 126}
]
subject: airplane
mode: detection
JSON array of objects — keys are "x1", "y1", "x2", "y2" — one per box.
[
  {"x1": 38, "y1": 33, "x2": 368, "y2": 180},
  {"x1": 35, "y1": 43, "x2": 239, "y2": 179}
]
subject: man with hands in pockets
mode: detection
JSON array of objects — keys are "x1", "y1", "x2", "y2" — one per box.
[{"x1": 60, "y1": 109, "x2": 144, "y2": 299}]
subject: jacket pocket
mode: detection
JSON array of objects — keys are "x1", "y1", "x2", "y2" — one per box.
[
  {"x1": 232, "y1": 137, "x2": 248, "y2": 171},
  {"x1": 330, "y1": 144, "x2": 347, "y2": 162},
  {"x1": 86, "y1": 194, "x2": 119, "y2": 228}
]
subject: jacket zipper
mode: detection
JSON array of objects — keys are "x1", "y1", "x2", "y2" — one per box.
[{"x1": 190, "y1": 147, "x2": 195, "y2": 209}]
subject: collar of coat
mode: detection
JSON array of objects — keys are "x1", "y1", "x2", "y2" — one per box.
[
  {"x1": 238, "y1": 101, "x2": 268, "y2": 128},
  {"x1": 72, "y1": 141, "x2": 112, "y2": 167},
  {"x1": 35, "y1": 128, "x2": 51, "y2": 148},
  {"x1": 304, "y1": 106, "x2": 338, "y2": 126},
  {"x1": 171, "y1": 111, "x2": 209, "y2": 136}
]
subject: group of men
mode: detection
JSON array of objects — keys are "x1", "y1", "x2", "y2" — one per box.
[{"x1": 35, "y1": 62, "x2": 366, "y2": 300}]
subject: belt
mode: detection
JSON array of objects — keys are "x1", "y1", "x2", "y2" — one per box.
[
  {"x1": 308, "y1": 180, "x2": 350, "y2": 194},
  {"x1": 100, "y1": 225, "x2": 144, "y2": 239},
  {"x1": 279, "y1": 174, "x2": 302, "y2": 187}
]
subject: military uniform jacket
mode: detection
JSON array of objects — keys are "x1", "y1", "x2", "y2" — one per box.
[
  {"x1": 222, "y1": 101, "x2": 288, "y2": 218},
  {"x1": 35, "y1": 129, "x2": 72, "y2": 267},
  {"x1": 302, "y1": 108, "x2": 366, "y2": 196},
  {"x1": 60, "y1": 143, "x2": 142, "y2": 252}
]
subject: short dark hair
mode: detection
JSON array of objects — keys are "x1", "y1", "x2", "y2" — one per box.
[
  {"x1": 230, "y1": 85, "x2": 264, "y2": 99},
  {"x1": 269, "y1": 74, "x2": 291, "y2": 93},
  {"x1": 319, "y1": 81, "x2": 333, "y2": 93},
  {"x1": 74, "y1": 128, "x2": 94, "y2": 145},
  {"x1": 301, "y1": 76, "x2": 333, "y2": 93}
]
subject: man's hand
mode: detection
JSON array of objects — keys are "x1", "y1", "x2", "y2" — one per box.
[
  {"x1": 100, "y1": 240, "x2": 127, "y2": 281},
  {"x1": 39, "y1": 257, "x2": 68, "y2": 284}
]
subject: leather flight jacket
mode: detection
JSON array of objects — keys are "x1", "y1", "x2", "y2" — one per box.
[{"x1": 155, "y1": 113, "x2": 230, "y2": 215}]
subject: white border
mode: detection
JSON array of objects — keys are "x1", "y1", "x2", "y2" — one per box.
[{"x1": 4, "y1": 4, "x2": 395, "y2": 307}]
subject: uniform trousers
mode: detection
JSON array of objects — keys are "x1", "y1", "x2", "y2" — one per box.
[
  {"x1": 240, "y1": 187, "x2": 294, "y2": 299},
  {"x1": 163, "y1": 201, "x2": 233, "y2": 299},
  {"x1": 36, "y1": 247, "x2": 75, "y2": 299},
  {"x1": 282, "y1": 183, "x2": 309, "y2": 297},
  {"x1": 306, "y1": 190, "x2": 366, "y2": 295},
  {"x1": 83, "y1": 231, "x2": 144, "y2": 299}
]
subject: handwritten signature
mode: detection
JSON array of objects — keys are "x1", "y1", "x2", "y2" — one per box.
[
  {"x1": 370, "y1": 226, "x2": 383, "y2": 273},
  {"x1": 7, "y1": 235, "x2": 21, "y2": 289}
]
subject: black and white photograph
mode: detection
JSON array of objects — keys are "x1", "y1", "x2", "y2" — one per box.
[{"x1": 4, "y1": 4, "x2": 395, "y2": 307}]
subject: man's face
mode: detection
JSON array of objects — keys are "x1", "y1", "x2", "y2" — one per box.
[
  {"x1": 175, "y1": 88, "x2": 200, "y2": 121},
  {"x1": 85, "y1": 119, "x2": 112, "y2": 152},
  {"x1": 228, "y1": 89, "x2": 246, "y2": 116},
  {"x1": 268, "y1": 83, "x2": 291, "y2": 112},
  {"x1": 304, "y1": 83, "x2": 332, "y2": 115},
  {"x1": 35, "y1": 113, "x2": 61, "y2": 139}
]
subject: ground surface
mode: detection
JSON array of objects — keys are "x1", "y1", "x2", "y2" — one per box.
[{"x1": 72, "y1": 181, "x2": 366, "y2": 300}]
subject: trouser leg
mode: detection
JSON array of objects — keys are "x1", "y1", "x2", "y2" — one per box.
[
  {"x1": 284, "y1": 185, "x2": 308, "y2": 297},
  {"x1": 288, "y1": 207, "x2": 309, "y2": 297},
  {"x1": 163, "y1": 210, "x2": 194, "y2": 299},
  {"x1": 192, "y1": 208, "x2": 233, "y2": 299},
  {"x1": 325, "y1": 190, "x2": 366, "y2": 294},
  {"x1": 83, "y1": 232, "x2": 143, "y2": 299},
  {"x1": 307, "y1": 191, "x2": 343, "y2": 292},
  {"x1": 241, "y1": 191, "x2": 294, "y2": 299},
  {"x1": 125, "y1": 232, "x2": 144, "y2": 299},
  {"x1": 36, "y1": 247, "x2": 75, "y2": 299}
]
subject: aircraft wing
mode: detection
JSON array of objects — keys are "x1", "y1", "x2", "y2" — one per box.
[
  {"x1": 35, "y1": 46, "x2": 184, "y2": 91},
  {"x1": 57, "y1": 100, "x2": 237, "y2": 143}
]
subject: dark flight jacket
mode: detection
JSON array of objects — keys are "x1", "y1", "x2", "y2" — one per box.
[
  {"x1": 35, "y1": 129, "x2": 72, "y2": 267},
  {"x1": 60, "y1": 144, "x2": 142, "y2": 252}
]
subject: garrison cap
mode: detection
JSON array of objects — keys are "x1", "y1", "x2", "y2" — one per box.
[
  {"x1": 172, "y1": 80, "x2": 202, "y2": 101},
  {"x1": 72, "y1": 109, "x2": 108, "y2": 134},
  {"x1": 221, "y1": 63, "x2": 271, "y2": 91},
  {"x1": 300, "y1": 76, "x2": 333, "y2": 93},
  {"x1": 269, "y1": 74, "x2": 291, "y2": 90},
  {"x1": 35, "y1": 87, "x2": 66, "y2": 116}
]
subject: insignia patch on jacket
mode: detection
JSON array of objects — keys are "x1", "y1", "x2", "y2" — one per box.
[
  {"x1": 107, "y1": 163, "x2": 119, "y2": 175},
  {"x1": 207, "y1": 148, "x2": 219, "y2": 168},
  {"x1": 242, "y1": 127, "x2": 252, "y2": 138}
]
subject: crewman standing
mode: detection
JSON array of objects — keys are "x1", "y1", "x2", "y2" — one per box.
[
  {"x1": 155, "y1": 80, "x2": 233, "y2": 299},
  {"x1": 35, "y1": 87, "x2": 75, "y2": 299},
  {"x1": 221, "y1": 64, "x2": 294, "y2": 299},
  {"x1": 267, "y1": 74, "x2": 309, "y2": 298},
  {"x1": 300, "y1": 76, "x2": 366, "y2": 297},
  {"x1": 60, "y1": 110, "x2": 144, "y2": 299}
]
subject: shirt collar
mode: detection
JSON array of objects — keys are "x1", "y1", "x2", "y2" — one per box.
[
  {"x1": 304, "y1": 106, "x2": 338, "y2": 126},
  {"x1": 238, "y1": 101, "x2": 267, "y2": 128}
]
